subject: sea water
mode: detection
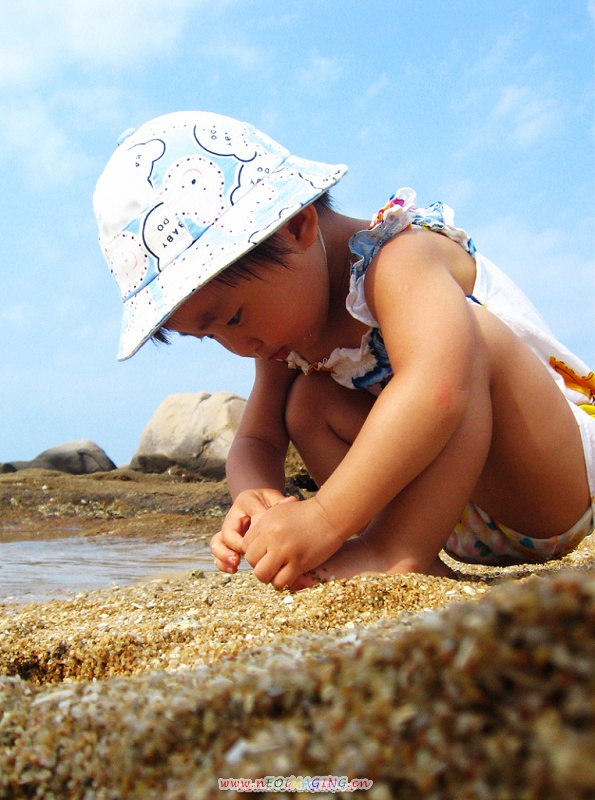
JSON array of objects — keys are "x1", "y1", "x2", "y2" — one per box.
[{"x1": 0, "y1": 532, "x2": 233, "y2": 602}]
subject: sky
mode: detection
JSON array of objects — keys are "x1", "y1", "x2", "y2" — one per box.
[{"x1": 1, "y1": 0, "x2": 593, "y2": 468}]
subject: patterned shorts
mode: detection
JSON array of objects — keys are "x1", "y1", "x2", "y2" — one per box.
[{"x1": 445, "y1": 503, "x2": 594, "y2": 566}]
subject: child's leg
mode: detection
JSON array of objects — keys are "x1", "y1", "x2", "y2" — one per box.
[
  {"x1": 285, "y1": 312, "x2": 592, "y2": 584},
  {"x1": 285, "y1": 363, "x2": 493, "y2": 579},
  {"x1": 285, "y1": 372, "x2": 376, "y2": 487},
  {"x1": 466, "y1": 307, "x2": 591, "y2": 538}
]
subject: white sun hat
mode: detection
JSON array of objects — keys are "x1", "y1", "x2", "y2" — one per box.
[{"x1": 93, "y1": 110, "x2": 347, "y2": 360}]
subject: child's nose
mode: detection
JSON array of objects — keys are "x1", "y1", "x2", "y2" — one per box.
[{"x1": 226, "y1": 333, "x2": 262, "y2": 358}]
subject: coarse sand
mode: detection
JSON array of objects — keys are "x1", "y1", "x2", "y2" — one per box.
[{"x1": 0, "y1": 465, "x2": 594, "y2": 798}]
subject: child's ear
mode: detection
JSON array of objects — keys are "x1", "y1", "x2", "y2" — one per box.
[{"x1": 282, "y1": 204, "x2": 319, "y2": 251}]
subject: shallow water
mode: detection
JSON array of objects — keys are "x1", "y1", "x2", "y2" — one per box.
[{"x1": 0, "y1": 534, "x2": 230, "y2": 602}]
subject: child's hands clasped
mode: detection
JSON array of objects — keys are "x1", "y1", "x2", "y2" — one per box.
[
  {"x1": 243, "y1": 495, "x2": 345, "y2": 589},
  {"x1": 210, "y1": 488, "x2": 293, "y2": 574},
  {"x1": 210, "y1": 491, "x2": 345, "y2": 589}
]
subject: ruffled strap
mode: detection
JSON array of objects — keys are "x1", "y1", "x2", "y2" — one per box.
[
  {"x1": 370, "y1": 187, "x2": 417, "y2": 227},
  {"x1": 410, "y1": 201, "x2": 476, "y2": 257},
  {"x1": 347, "y1": 188, "x2": 417, "y2": 326}
]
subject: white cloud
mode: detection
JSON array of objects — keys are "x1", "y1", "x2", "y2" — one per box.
[
  {"x1": 440, "y1": 178, "x2": 475, "y2": 210},
  {"x1": 296, "y1": 50, "x2": 343, "y2": 92},
  {"x1": 3, "y1": 303, "x2": 35, "y2": 329},
  {"x1": 491, "y1": 84, "x2": 560, "y2": 146},
  {"x1": 0, "y1": 0, "x2": 199, "y2": 188},
  {"x1": 0, "y1": 98, "x2": 93, "y2": 187},
  {"x1": 63, "y1": 0, "x2": 195, "y2": 66},
  {"x1": 454, "y1": 31, "x2": 566, "y2": 156},
  {"x1": 361, "y1": 73, "x2": 390, "y2": 103},
  {"x1": 199, "y1": 37, "x2": 267, "y2": 70},
  {"x1": 447, "y1": 22, "x2": 588, "y2": 160},
  {"x1": 0, "y1": 0, "x2": 268, "y2": 187},
  {"x1": 0, "y1": 0, "x2": 197, "y2": 88}
]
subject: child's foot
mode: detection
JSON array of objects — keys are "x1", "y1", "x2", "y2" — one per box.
[
  {"x1": 288, "y1": 537, "x2": 384, "y2": 590},
  {"x1": 289, "y1": 537, "x2": 455, "y2": 591}
]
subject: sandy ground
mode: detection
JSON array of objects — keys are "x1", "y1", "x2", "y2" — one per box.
[{"x1": 0, "y1": 462, "x2": 594, "y2": 799}]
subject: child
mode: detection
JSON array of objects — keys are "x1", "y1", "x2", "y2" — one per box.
[{"x1": 94, "y1": 110, "x2": 595, "y2": 590}]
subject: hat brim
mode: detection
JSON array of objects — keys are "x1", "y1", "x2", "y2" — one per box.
[{"x1": 117, "y1": 153, "x2": 347, "y2": 360}]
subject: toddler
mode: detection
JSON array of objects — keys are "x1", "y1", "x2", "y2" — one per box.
[{"x1": 94, "y1": 110, "x2": 595, "y2": 590}]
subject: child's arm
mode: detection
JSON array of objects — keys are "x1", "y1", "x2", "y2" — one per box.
[
  {"x1": 241, "y1": 229, "x2": 482, "y2": 587},
  {"x1": 210, "y1": 359, "x2": 297, "y2": 573}
]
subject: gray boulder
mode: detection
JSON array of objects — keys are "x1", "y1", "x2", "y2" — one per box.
[
  {"x1": 131, "y1": 392, "x2": 246, "y2": 478},
  {"x1": 0, "y1": 440, "x2": 116, "y2": 474}
]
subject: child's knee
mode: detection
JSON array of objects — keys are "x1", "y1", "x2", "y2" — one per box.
[
  {"x1": 285, "y1": 373, "x2": 328, "y2": 442},
  {"x1": 285, "y1": 372, "x2": 373, "y2": 447}
]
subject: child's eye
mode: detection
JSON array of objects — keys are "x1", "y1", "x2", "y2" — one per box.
[{"x1": 227, "y1": 310, "x2": 241, "y2": 326}]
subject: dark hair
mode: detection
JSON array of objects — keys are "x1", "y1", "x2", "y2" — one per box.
[{"x1": 152, "y1": 193, "x2": 334, "y2": 346}]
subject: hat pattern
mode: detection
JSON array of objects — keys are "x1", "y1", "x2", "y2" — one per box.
[{"x1": 94, "y1": 111, "x2": 347, "y2": 359}]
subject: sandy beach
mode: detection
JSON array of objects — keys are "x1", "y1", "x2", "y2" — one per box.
[{"x1": 0, "y1": 464, "x2": 594, "y2": 798}]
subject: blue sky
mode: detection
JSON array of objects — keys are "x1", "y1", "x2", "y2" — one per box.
[{"x1": 1, "y1": 0, "x2": 593, "y2": 467}]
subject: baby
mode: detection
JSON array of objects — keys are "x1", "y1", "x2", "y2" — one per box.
[{"x1": 94, "y1": 110, "x2": 595, "y2": 590}]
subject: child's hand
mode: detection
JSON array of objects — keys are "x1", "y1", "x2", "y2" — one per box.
[
  {"x1": 242, "y1": 496, "x2": 345, "y2": 590},
  {"x1": 210, "y1": 489, "x2": 296, "y2": 574}
]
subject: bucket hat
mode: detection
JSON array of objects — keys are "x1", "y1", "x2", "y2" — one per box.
[{"x1": 94, "y1": 110, "x2": 347, "y2": 360}]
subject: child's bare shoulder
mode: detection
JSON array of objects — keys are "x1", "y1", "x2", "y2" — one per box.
[{"x1": 371, "y1": 227, "x2": 476, "y2": 294}]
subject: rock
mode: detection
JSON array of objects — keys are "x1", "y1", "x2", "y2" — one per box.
[
  {"x1": 0, "y1": 440, "x2": 116, "y2": 475},
  {"x1": 131, "y1": 392, "x2": 246, "y2": 479}
]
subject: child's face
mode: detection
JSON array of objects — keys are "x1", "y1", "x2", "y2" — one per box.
[{"x1": 166, "y1": 247, "x2": 330, "y2": 361}]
